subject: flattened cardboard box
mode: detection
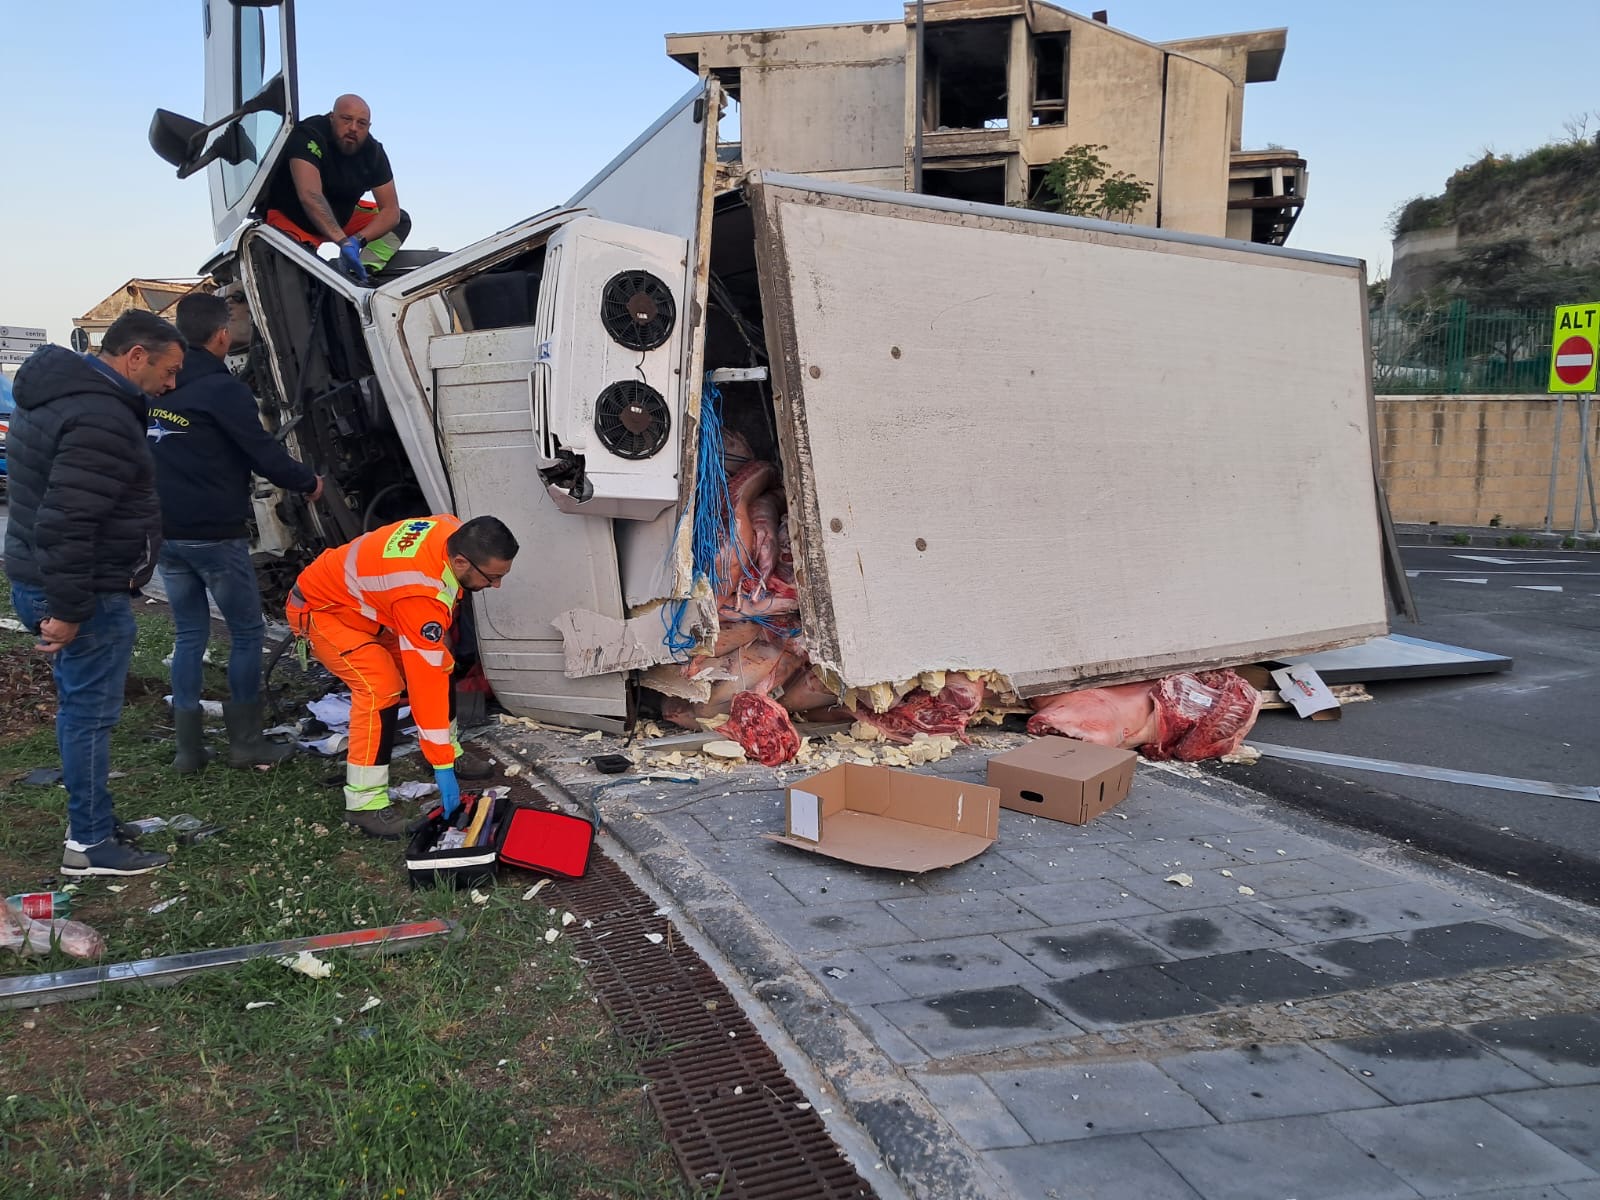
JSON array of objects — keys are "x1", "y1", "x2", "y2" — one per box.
[
  {"x1": 764, "y1": 763, "x2": 999, "y2": 872},
  {"x1": 987, "y1": 737, "x2": 1136, "y2": 826}
]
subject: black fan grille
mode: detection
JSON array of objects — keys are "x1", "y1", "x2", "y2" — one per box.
[
  {"x1": 594, "y1": 381, "x2": 671, "y2": 460},
  {"x1": 600, "y1": 271, "x2": 676, "y2": 351}
]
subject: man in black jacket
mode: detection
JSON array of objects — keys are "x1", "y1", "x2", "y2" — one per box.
[
  {"x1": 6, "y1": 311, "x2": 184, "y2": 877},
  {"x1": 152, "y1": 293, "x2": 323, "y2": 772}
]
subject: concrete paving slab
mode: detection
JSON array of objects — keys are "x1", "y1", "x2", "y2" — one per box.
[
  {"x1": 1158, "y1": 1042, "x2": 1387, "y2": 1121},
  {"x1": 1208, "y1": 826, "x2": 1347, "y2": 863},
  {"x1": 1407, "y1": 921, "x2": 1576, "y2": 970},
  {"x1": 1563, "y1": 1182, "x2": 1600, "y2": 1199},
  {"x1": 1328, "y1": 1096, "x2": 1597, "y2": 1195},
  {"x1": 1144, "y1": 1114, "x2": 1420, "y2": 1200},
  {"x1": 1102, "y1": 836, "x2": 1248, "y2": 876},
  {"x1": 987, "y1": 1135, "x2": 1203, "y2": 1200},
  {"x1": 1321, "y1": 1028, "x2": 1545, "y2": 1104},
  {"x1": 994, "y1": 844, "x2": 1146, "y2": 884},
  {"x1": 1468, "y1": 1014, "x2": 1600, "y2": 1086},
  {"x1": 1042, "y1": 964, "x2": 1217, "y2": 1030},
  {"x1": 1283, "y1": 932, "x2": 1452, "y2": 988},
  {"x1": 875, "y1": 985, "x2": 1080, "y2": 1058},
  {"x1": 756, "y1": 901, "x2": 918, "y2": 953},
  {"x1": 1486, "y1": 1084, "x2": 1600, "y2": 1171},
  {"x1": 1000, "y1": 813, "x2": 1135, "y2": 847},
  {"x1": 804, "y1": 948, "x2": 913, "y2": 1006},
  {"x1": 1157, "y1": 948, "x2": 1343, "y2": 1006},
  {"x1": 1246, "y1": 882, "x2": 1496, "y2": 941},
  {"x1": 1449, "y1": 1189, "x2": 1585, "y2": 1200},
  {"x1": 770, "y1": 861, "x2": 930, "y2": 904},
  {"x1": 843, "y1": 1002, "x2": 930, "y2": 1067},
  {"x1": 984, "y1": 1059, "x2": 1214, "y2": 1142},
  {"x1": 1115, "y1": 866, "x2": 1263, "y2": 912},
  {"x1": 908, "y1": 1071, "x2": 1033, "y2": 1150},
  {"x1": 1099, "y1": 791, "x2": 1266, "y2": 838},
  {"x1": 878, "y1": 891, "x2": 1046, "y2": 940},
  {"x1": 912, "y1": 853, "x2": 1047, "y2": 894},
  {"x1": 874, "y1": 933, "x2": 1050, "y2": 997},
  {"x1": 1007, "y1": 877, "x2": 1164, "y2": 924},
  {"x1": 1121, "y1": 907, "x2": 1293, "y2": 960},
  {"x1": 999, "y1": 921, "x2": 1174, "y2": 980},
  {"x1": 1227, "y1": 854, "x2": 1408, "y2": 899}
]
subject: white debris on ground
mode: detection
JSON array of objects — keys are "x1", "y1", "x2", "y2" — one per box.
[{"x1": 280, "y1": 950, "x2": 334, "y2": 978}]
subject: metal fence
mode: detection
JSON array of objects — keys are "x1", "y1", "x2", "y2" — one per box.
[{"x1": 1371, "y1": 302, "x2": 1551, "y2": 395}]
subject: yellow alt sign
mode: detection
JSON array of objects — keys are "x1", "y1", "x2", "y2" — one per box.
[{"x1": 1549, "y1": 302, "x2": 1600, "y2": 394}]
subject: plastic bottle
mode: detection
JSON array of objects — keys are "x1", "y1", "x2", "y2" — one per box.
[{"x1": 6, "y1": 891, "x2": 72, "y2": 920}]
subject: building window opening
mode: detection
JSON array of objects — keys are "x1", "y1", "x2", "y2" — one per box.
[
  {"x1": 1032, "y1": 34, "x2": 1068, "y2": 126},
  {"x1": 924, "y1": 20, "x2": 1010, "y2": 131},
  {"x1": 923, "y1": 165, "x2": 1007, "y2": 205}
]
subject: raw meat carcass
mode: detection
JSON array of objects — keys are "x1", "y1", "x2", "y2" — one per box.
[
  {"x1": 1143, "y1": 670, "x2": 1261, "y2": 762},
  {"x1": 1026, "y1": 682, "x2": 1160, "y2": 748},
  {"x1": 748, "y1": 490, "x2": 783, "y2": 591},
  {"x1": 705, "y1": 619, "x2": 764, "y2": 659},
  {"x1": 726, "y1": 691, "x2": 800, "y2": 766},
  {"x1": 715, "y1": 460, "x2": 776, "y2": 600},
  {"x1": 722, "y1": 429, "x2": 755, "y2": 472},
  {"x1": 937, "y1": 673, "x2": 988, "y2": 716},
  {"x1": 855, "y1": 688, "x2": 975, "y2": 744},
  {"x1": 780, "y1": 665, "x2": 841, "y2": 715}
]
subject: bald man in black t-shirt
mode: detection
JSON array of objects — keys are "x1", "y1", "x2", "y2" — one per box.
[{"x1": 261, "y1": 94, "x2": 411, "y2": 281}]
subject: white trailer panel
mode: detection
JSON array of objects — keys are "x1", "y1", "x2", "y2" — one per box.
[{"x1": 751, "y1": 175, "x2": 1390, "y2": 695}]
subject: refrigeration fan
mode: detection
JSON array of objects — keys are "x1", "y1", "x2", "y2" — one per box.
[
  {"x1": 599, "y1": 270, "x2": 676, "y2": 351},
  {"x1": 593, "y1": 380, "x2": 671, "y2": 460}
]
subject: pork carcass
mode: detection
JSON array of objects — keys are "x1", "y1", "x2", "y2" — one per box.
[
  {"x1": 725, "y1": 691, "x2": 801, "y2": 766},
  {"x1": 1026, "y1": 682, "x2": 1160, "y2": 748},
  {"x1": 854, "y1": 687, "x2": 975, "y2": 744},
  {"x1": 1143, "y1": 670, "x2": 1261, "y2": 762},
  {"x1": 780, "y1": 665, "x2": 841, "y2": 715},
  {"x1": 714, "y1": 460, "x2": 776, "y2": 600}
]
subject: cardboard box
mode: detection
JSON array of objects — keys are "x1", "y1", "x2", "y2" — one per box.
[
  {"x1": 1269, "y1": 665, "x2": 1341, "y2": 720},
  {"x1": 763, "y1": 763, "x2": 999, "y2": 872},
  {"x1": 987, "y1": 738, "x2": 1136, "y2": 826}
]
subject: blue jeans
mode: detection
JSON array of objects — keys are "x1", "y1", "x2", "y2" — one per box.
[
  {"x1": 10, "y1": 583, "x2": 136, "y2": 848},
  {"x1": 158, "y1": 538, "x2": 266, "y2": 710}
]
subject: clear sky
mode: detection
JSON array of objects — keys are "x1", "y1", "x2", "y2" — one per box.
[{"x1": 1, "y1": 2, "x2": 1595, "y2": 346}]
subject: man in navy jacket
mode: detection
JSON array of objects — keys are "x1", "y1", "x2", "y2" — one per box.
[
  {"x1": 7, "y1": 310, "x2": 183, "y2": 876},
  {"x1": 151, "y1": 293, "x2": 322, "y2": 773}
]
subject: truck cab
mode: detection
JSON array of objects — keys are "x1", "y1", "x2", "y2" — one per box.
[{"x1": 149, "y1": 0, "x2": 721, "y2": 728}]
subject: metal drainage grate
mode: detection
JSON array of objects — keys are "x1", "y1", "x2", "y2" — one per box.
[{"x1": 553, "y1": 848, "x2": 876, "y2": 1199}]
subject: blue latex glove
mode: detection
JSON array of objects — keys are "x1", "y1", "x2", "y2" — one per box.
[
  {"x1": 434, "y1": 766, "x2": 461, "y2": 819},
  {"x1": 338, "y1": 237, "x2": 369, "y2": 284}
]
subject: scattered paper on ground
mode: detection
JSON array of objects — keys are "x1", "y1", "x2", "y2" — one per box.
[
  {"x1": 245, "y1": 1001, "x2": 276, "y2": 1011},
  {"x1": 469, "y1": 889, "x2": 490, "y2": 906},
  {"x1": 522, "y1": 880, "x2": 553, "y2": 900},
  {"x1": 1164, "y1": 873, "x2": 1194, "y2": 888},
  {"x1": 358, "y1": 996, "x2": 382, "y2": 1013},
  {"x1": 544, "y1": 929, "x2": 560, "y2": 944},
  {"x1": 644, "y1": 933, "x2": 664, "y2": 945},
  {"x1": 280, "y1": 950, "x2": 334, "y2": 979}
]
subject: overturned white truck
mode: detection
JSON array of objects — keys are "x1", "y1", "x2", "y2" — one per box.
[{"x1": 150, "y1": 0, "x2": 1409, "y2": 732}]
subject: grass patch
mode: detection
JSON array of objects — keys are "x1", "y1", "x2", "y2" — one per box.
[{"x1": 0, "y1": 573, "x2": 687, "y2": 1199}]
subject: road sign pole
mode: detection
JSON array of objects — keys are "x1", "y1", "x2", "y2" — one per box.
[
  {"x1": 1545, "y1": 396, "x2": 1564, "y2": 532},
  {"x1": 1572, "y1": 398, "x2": 1588, "y2": 539}
]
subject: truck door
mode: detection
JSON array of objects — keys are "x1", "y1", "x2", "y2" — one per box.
[{"x1": 200, "y1": 0, "x2": 298, "y2": 245}]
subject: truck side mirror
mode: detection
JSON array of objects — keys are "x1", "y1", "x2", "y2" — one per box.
[{"x1": 149, "y1": 109, "x2": 206, "y2": 170}]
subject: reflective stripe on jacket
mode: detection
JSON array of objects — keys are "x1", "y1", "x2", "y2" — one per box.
[{"x1": 294, "y1": 515, "x2": 463, "y2": 765}]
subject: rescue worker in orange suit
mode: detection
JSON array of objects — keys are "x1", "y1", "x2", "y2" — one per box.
[{"x1": 286, "y1": 514, "x2": 518, "y2": 838}]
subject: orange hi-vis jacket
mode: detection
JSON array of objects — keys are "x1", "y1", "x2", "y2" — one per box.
[{"x1": 294, "y1": 515, "x2": 464, "y2": 768}]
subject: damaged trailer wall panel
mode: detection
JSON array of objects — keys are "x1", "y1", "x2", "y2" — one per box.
[{"x1": 750, "y1": 174, "x2": 1389, "y2": 697}]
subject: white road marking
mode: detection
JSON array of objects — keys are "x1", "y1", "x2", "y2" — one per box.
[
  {"x1": 1451, "y1": 555, "x2": 1581, "y2": 566},
  {"x1": 1445, "y1": 577, "x2": 1488, "y2": 584},
  {"x1": 1515, "y1": 585, "x2": 1564, "y2": 592}
]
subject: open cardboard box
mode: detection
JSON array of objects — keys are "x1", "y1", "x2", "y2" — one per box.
[
  {"x1": 764, "y1": 763, "x2": 999, "y2": 872},
  {"x1": 987, "y1": 737, "x2": 1136, "y2": 825}
]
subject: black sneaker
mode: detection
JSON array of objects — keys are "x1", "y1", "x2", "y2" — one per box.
[
  {"x1": 61, "y1": 839, "x2": 171, "y2": 877},
  {"x1": 342, "y1": 806, "x2": 417, "y2": 840}
]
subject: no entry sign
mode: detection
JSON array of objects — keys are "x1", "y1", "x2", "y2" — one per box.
[{"x1": 1549, "y1": 303, "x2": 1599, "y2": 394}]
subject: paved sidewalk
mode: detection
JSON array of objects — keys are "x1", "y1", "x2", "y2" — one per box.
[{"x1": 489, "y1": 725, "x2": 1600, "y2": 1200}]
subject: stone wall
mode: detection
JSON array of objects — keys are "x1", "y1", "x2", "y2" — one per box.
[{"x1": 1377, "y1": 395, "x2": 1600, "y2": 529}]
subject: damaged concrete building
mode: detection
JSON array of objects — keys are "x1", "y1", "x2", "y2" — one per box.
[{"x1": 667, "y1": 2, "x2": 1306, "y2": 244}]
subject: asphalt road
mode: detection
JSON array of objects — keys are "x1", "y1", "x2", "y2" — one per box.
[{"x1": 1218, "y1": 543, "x2": 1600, "y2": 904}]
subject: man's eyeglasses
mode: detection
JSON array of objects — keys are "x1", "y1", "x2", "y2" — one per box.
[{"x1": 463, "y1": 554, "x2": 508, "y2": 585}]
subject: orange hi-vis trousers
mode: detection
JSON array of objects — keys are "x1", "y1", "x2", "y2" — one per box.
[{"x1": 286, "y1": 599, "x2": 461, "y2": 812}]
